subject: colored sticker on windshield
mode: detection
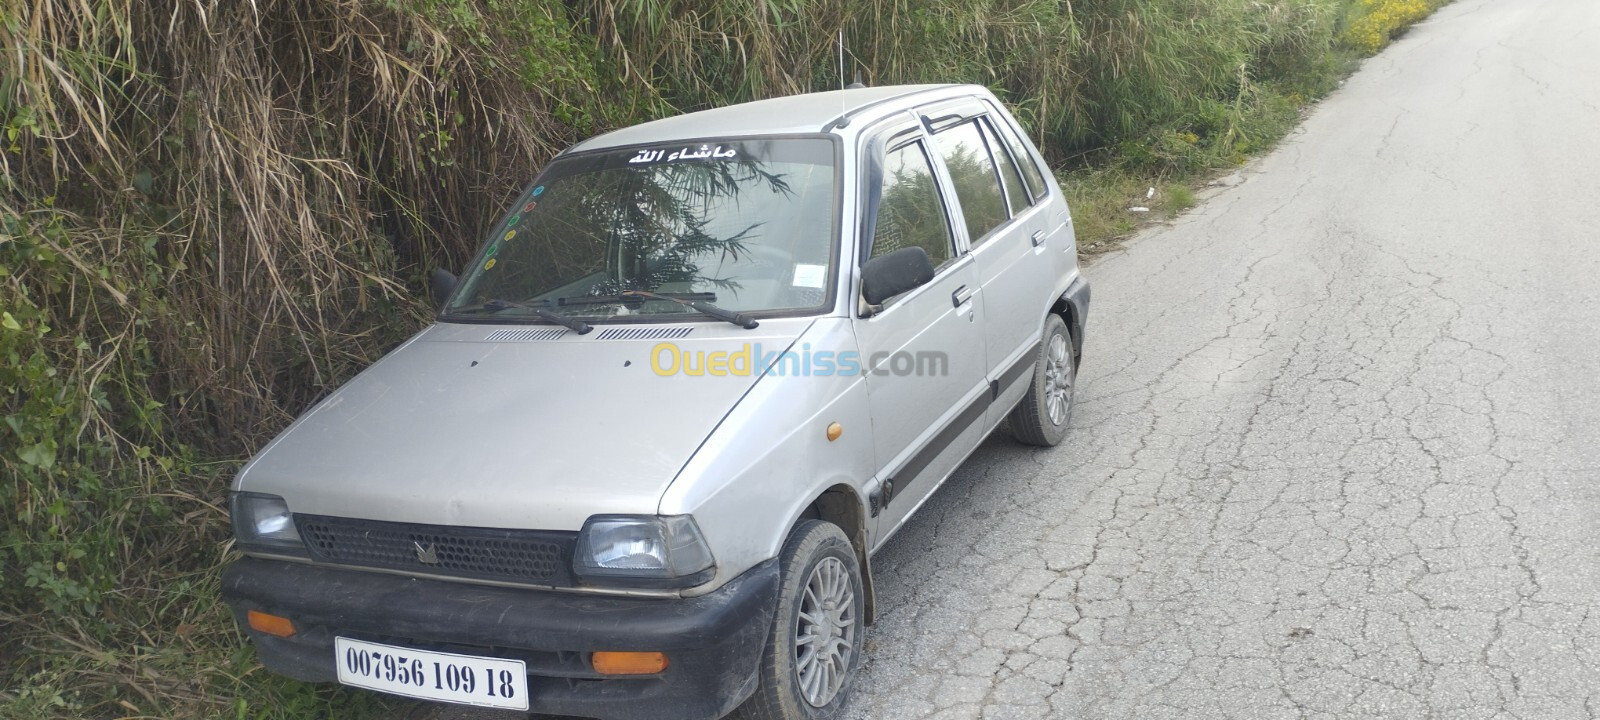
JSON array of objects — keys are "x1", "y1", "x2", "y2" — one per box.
[
  {"x1": 506, "y1": 215, "x2": 520, "y2": 226},
  {"x1": 484, "y1": 258, "x2": 497, "y2": 270},
  {"x1": 503, "y1": 230, "x2": 517, "y2": 241},
  {"x1": 522, "y1": 200, "x2": 537, "y2": 213},
  {"x1": 532, "y1": 186, "x2": 545, "y2": 196}
]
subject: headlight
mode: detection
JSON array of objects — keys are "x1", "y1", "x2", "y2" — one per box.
[
  {"x1": 230, "y1": 492, "x2": 307, "y2": 555},
  {"x1": 574, "y1": 515, "x2": 715, "y2": 588}
]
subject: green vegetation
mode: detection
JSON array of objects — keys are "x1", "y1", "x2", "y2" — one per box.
[
  {"x1": 1164, "y1": 184, "x2": 1200, "y2": 217},
  {"x1": 1345, "y1": 0, "x2": 1451, "y2": 54},
  {"x1": 0, "y1": 0, "x2": 1446, "y2": 717}
]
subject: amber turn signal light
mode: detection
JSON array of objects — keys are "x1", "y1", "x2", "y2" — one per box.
[
  {"x1": 592, "y1": 651, "x2": 669, "y2": 675},
  {"x1": 246, "y1": 610, "x2": 296, "y2": 638}
]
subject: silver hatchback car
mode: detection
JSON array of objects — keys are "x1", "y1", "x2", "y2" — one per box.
[{"x1": 222, "y1": 84, "x2": 1089, "y2": 720}]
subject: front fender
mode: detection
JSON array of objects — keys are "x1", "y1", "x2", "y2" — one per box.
[{"x1": 658, "y1": 318, "x2": 876, "y2": 596}]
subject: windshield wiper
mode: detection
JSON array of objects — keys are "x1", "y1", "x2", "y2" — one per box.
[
  {"x1": 558, "y1": 291, "x2": 759, "y2": 329},
  {"x1": 451, "y1": 299, "x2": 593, "y2": 335}
]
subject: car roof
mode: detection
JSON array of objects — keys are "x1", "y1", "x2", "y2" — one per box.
[{"x1": 566, "y1": 84, "x2": 964, "y2": 153}]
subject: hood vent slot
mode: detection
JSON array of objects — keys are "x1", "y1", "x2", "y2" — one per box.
[
  {"x1": 484, "y1": 328, "x2": 568, "y2": 342},
  {"x1": 594, "y1": 326, "x2": 694, "y2": 340}
]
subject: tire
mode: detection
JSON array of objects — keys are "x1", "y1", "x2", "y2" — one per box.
[
  {"x1": 1008, "y1": 314, "x2": 1076, "y2": 447},
  {"x1": 734, "y1": 520, "x2": 865, "y2": 720}
]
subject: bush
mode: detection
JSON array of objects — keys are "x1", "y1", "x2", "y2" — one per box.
[{"x1": 1343, "y1": 0, "x2": 1442, "y2": 54}]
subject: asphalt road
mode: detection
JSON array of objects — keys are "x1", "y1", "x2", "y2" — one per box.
[{"x1": 422, "y1": 0, "x2": 1600, "y2": 717}]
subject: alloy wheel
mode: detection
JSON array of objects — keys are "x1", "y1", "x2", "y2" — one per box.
[
  {"x1": 1044, "y1": 333, "x2": 1075, "y2": 426},
  {"x1": 793, "y1": 556, "x2": 856, "y2": 707}
]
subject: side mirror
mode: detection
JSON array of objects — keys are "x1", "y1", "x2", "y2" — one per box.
[
  {"x1": 429, "y1": 268, "x2": 457, "y2": 307},
  {"x1": 860, "y1": 247, "x2": 935, "y2": 307}
]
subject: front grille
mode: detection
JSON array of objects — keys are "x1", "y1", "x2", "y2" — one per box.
[{"x1": 296, "y1": 514, "x2": 578, "y2": 587}]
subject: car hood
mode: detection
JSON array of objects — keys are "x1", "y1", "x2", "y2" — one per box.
[{"x1": 236, "y1": 318, "x2": 813, "y2": 530}]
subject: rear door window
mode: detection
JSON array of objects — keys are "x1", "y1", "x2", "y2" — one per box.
[{"x1": 929, "y1": 121, "x2": 1008, "y2": 244}]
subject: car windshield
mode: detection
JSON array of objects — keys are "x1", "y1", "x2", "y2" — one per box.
[{"x1": 444, "y1": 137, "x2": 838, "y2": 322}]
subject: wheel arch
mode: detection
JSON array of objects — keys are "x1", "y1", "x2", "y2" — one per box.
[
  {"x1": 1051, "y1": 274, "x2": 1090, "y2": 360},
  {"x1": 798, "y1": 484, "x2": 876, "y2": 624}
]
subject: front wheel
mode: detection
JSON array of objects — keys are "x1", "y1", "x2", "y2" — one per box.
[
  {"x1": 1008, "y1": 314, "x2": 1076, "y2": 447},
  {"x1": 735, "y1": 520, "x2": 865, "y2": 720}
]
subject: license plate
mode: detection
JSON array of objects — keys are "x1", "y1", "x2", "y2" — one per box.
[{"x1": 333, "y1": 637, "x2": 529, "y2": 711}]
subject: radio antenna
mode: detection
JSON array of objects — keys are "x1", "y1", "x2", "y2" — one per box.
[{"x1": 838, "y1": 30, "x2": 846, "y2": 91}]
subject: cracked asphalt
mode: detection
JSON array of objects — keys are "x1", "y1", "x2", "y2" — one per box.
[{"x1": 425, "y1": 0, "x2": 1600, "y2": 717}]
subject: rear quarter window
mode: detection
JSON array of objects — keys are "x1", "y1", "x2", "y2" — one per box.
[
  {"x1": 990, "y1": 112, "x2": 1049, "y2": 201},
  {"x1": 980, "y1": 118, "x2": 1032, "y2": 214}
]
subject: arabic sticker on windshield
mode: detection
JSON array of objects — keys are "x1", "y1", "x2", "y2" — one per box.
[
  {"x1": 628, "y1": 145, "x2": 739, "y2": 164},
  {"x1": 792, "y1": 264, "x2": 826, "y2": 289}
]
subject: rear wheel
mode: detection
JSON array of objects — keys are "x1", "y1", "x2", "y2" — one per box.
[
  {"x1": 735, "y1": 520, "x2": 864, "y2": 720},
  {"x1": 1008, "y1": 314, "x2": 1076, "y2": 447}
]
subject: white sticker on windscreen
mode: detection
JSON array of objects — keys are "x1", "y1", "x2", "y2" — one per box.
[{"x1": 792, "y1": 264, "x2": 826, "y2": 288}]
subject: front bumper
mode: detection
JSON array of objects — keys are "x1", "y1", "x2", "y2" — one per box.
[{"x1": 222, "y1": 557, "x2": 778, "y2": 720}]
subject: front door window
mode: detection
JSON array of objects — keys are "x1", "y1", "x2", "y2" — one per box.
[{"x1": 870, "y1": 140, "x2": 955, "y2": 270}]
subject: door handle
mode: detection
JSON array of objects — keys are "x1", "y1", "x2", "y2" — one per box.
[
  {"x1": 1031, "y1": 230, "x2": 1046, "y2": 247},
  {"x1": 952, "y1": 286, "x2": 974, "y2": 307}
]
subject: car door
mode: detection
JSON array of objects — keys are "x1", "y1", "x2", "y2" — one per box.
[
  {"x1": 924, "y1": 101, "x2": 1056, "y2": 430},
  {"x1": 853, "y1": 120, "x2": 989, "y2": 543}
]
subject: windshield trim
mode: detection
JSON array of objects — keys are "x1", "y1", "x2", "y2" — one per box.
[{"x1": 437, "y1": 132, "x2": 844, "y2": 327}]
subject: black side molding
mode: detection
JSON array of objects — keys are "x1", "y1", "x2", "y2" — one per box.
[
  {"x1": 993, "y1": 341, "x2": 1040, "y2": 401},
  {"x1": 881, "y1": 390, "x2": 988, "y2": 509}
]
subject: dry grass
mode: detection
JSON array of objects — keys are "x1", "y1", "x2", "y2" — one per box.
[
  {"x1": 2, "y1": 1, "x2": 584, "y2": 715},
  {"x1": 3, "y1": 0, "x2": 589, "y2": 449}
]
